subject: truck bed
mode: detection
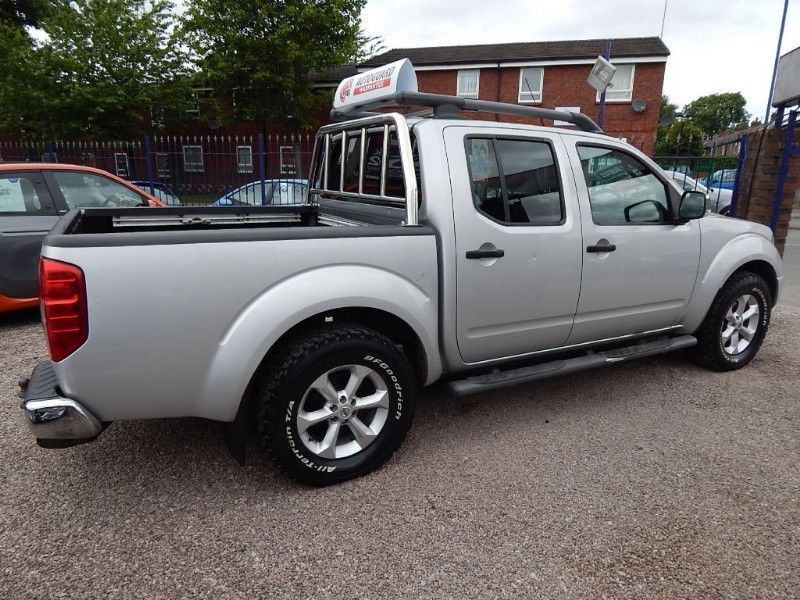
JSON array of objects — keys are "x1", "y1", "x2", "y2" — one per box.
[{"x1": 41, "y1": 204, "x2": 439, "y2": 423}]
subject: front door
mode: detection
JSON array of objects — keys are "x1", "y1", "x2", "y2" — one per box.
[
  {"x1": 566, "y1": 142, "x2": 701, "y2": 345},
  {"x1": 0, "y1": 171, "x2": 57, "y2": 299},
  {"x1": 444, "y1": 127, "x2": 583, "y2": 364}
]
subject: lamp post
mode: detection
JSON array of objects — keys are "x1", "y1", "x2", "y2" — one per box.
[{"x1": 765, "y1": 0, "x2": 790, "y2": 124}]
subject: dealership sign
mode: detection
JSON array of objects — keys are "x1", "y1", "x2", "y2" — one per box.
[{"x1": 333, "y1": 59, "x2": 418, "y2": 111}]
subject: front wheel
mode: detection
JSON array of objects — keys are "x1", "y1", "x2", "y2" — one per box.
[
  {"x1": 256, "y1": 325, "x2": 416, "y2": 485},
  {"x1": 692, "y1": 271, "x2": 771, "y2": 371}
]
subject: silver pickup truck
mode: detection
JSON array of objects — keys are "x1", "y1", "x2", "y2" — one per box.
[{"x1": 20, "y1": 92, "x2": 783, "y2": 485}]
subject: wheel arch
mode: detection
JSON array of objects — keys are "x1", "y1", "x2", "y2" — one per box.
[
  {"x1": 683, "y1": 234, "x2": 782, "y2": 333},
  {"x1": 733, "y1": 259, "x2": 778, "y2": 306}
]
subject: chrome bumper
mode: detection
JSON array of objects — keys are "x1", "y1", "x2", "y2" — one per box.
[{"x1": 20, "y1": 361, "x2": 103, "y2": 446}]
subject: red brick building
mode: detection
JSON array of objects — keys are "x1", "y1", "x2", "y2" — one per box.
[{"x1": 319, "y1": 37, "x2": 669, "y2": 155}]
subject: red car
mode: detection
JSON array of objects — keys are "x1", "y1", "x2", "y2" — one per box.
[{"x1": 0, "y1": 164, "x2": 164, "y2": 313}]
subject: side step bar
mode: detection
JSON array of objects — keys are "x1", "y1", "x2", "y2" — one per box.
[{"x1": 448, "y1": 335, "x2": 697, "y2": 397}]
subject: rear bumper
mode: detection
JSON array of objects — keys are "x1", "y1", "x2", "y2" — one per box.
[{"x1": 20, "y1": 361, "x2": 103, "y2": 447}]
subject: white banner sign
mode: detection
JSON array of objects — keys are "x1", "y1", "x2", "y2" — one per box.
[{"x1": 333, "y1": 59, "x2": 418, "y2": 111}]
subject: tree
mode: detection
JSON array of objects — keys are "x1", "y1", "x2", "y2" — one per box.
[
  {"x1": 659, "y1": 95, "x2": 678, "y2": 126},
  {"x1": 182, "y1": 0, "x2": 365, "y2": 128},
  {"x1": 7, "y1": 0, "x2": 195, "y2": 138},
  {"x1": 683, "y1": 93, "x2": 749, "y2": 137},
  {"x1": 659, "y1": 121, "x2": 705, "y2": 156},
  {"x1": 0, "y1": 0, "x2": 49, "y2": 30}
]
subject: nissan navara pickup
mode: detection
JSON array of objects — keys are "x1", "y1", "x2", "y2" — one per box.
[{"x1": 19, "y1": 83, "x2": 782, "y2": 485}]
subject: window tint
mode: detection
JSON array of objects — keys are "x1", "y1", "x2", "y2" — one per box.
[
  {"x1": 52, "y1": 171, "x2": 144, "y2": 209},
  {"x1": 465, "y1": 138, "x2": 504, "y2": 221},
  {"x1": 342, "y1": 132, "x2": 361, "y2": 192},
  {"x1": 0, "y1": 175, "x2": 44, "y2": 213},
  {"x1": 496, "y1": 139, "x2": 562, "y2": 224},
  {"x1": 577, "y1": 145, "x2": 670, "y2": 225},
  {"x1": 465, "y1": 137, "x2": 563, "y2": 225},
  {"x1": 326, "y1": 133, "x2": 343, "y2": 191},
  {"x1": 385, "y1": 128, "x2": 405, "y2": 199},
  {"x1": 362, "y1": 128, "x2": 385, "y2": 195}
]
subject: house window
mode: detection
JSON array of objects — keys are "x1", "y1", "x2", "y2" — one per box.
[
  {"x1": 518, "y1": 68, "x2": 543, "y2": 103},
  {"x1": 457, "y1": 69, "x2": 479, "y2": 98},
  {"x1": 114, "y1": 153, "x2": 130, "y2": 178},
  {"x1": 156, "y1": 153, "x2": 170, "y2": 178},
  {"x1": 237, "y1": 145, "x2": 253, "y2": 174},
  {"x1": 182, "y1": 145, "x2": 204, "y2": 173},
  {"x1": 597, "y1": 64, "x2": 635, "y2": 102}
]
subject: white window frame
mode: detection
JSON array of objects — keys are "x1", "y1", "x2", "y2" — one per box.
[
  {"x1": 113, "y1": 152, "x2": 130, "y2": 178},
  {"x1": 279, "y1": 145, "x2": 296, "y2": 175},
  {"x1": 156, "y1": 152, "x2": 170, "y2": 178},
  {"x1": 517, "y1": 67, "x2": 544, "y2": 104},
  {"x1": 457, "y1": 69, "x2": 480, "y2": 99},
  {"x1": 182, "y1": 145, "x2": 204, "y2": 173},
  {"x1": 236, "y1": 145, "x2": 253, "y2": 174},
  {"x1": 596, "y1": 64, "x2": 635, "y2": 103}
]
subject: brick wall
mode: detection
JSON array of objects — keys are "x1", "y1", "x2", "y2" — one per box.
[
  {"x1": 734, "y1": 127, "x2": 800, "y2": 255},
  {"x1": 415, "y1": 62, "x2": 665, "y2": 154}
]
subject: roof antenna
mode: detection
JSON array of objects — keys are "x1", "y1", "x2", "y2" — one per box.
[{"x1": 522, "y1": 76, "x2": 546, "y2": 126}]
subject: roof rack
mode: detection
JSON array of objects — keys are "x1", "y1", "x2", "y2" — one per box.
[{"x1": 331, "y1": 91, "x2": 603, "y2": 134}]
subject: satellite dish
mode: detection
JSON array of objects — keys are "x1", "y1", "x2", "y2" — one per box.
[
  {"x1": 587, "y1": 55, "x2": 616, "y2": 93},
  {"x1": 632, "y1": 99, "x2": 647, "y2": 113}
]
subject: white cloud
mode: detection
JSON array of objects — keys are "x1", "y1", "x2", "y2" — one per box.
[{"x1": 362, "y1": 0, "x2": 800, "y2": 121}]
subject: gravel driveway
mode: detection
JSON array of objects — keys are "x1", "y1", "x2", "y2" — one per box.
[{"x1": 1, "y1": 307, "x2": 798, "y2": 599}]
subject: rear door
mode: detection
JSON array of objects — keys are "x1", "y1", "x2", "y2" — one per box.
[
  {"x1": 0, "y1": 171, "x2": 57, "y2": 299},
  {"x1": 444, "y1": 126, "x2": 583, "y2": 363}
]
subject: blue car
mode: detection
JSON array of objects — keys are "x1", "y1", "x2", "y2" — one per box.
[
  {"x1": 700, "y1": 169, "x2": 737, "y2": 191},
  {"x1": 212, "y1": 179, "x2": 309, "y2": 206},
  {"x1": 131, "y1": 181, "x2": 183, "y2": 206}
]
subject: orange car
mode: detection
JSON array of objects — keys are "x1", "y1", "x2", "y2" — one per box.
[{"x1": 0, "y1": 163, "x2": 164, "y2": 313}]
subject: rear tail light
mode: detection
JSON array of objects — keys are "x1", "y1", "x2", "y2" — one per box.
[{"x1": 39, "y1": 258, "x2": 88, "y2": 362}]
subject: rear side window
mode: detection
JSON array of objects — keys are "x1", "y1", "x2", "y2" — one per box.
[
  {"x1": 465, "y1": 137, "x2": 563, "y2": 225},
  {"x1": 0, "y1": 174, "x2": 44, "y2": 213},
  {"x1": 52, "y1": 171, "x2": 144, "y2": 209}
]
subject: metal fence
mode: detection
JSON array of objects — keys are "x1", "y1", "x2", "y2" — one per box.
[{"x1": 0, "y1": 133, "x2": 316, "y2": 205}]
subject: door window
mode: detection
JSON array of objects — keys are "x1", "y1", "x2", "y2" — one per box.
[
  {"x1": 0, "y1": 174, "x2": 45, "y2": 213},
  {"x1": 52, "y1": 171, "x2": 145, "y2": 209},
  {"x1": 465, "y1": 137, "x2": 563, "y2": 225},
  {"x1": 577, "y1": 145, "x2": 670, "y2": 225}
]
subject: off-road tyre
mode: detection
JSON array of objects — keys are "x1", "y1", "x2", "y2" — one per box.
[
  {"x1": 692, "y1": 271, "x2": 771, "y2": 372},
  {"x1": 255, "y1": 325, "x2": 416, "y2": 486}
]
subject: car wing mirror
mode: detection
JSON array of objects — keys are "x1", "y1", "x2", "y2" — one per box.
[{"x1": 677, "y1": 190, "x2": 706, "y2": 223}]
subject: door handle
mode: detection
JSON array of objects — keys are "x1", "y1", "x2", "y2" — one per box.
[
  {"x1": 586, "y1": 243, "x2": 616, "y2": 253},
  {"x1": 466, "y1": 248, "x2": 505, "y2": 259}
]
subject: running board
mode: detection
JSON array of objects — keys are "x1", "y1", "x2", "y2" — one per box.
[{"x1": 448, "y1": 335, "x2": 697, "y2": 397}]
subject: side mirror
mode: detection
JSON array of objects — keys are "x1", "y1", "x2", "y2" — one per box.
[{"x1": 678, "y1": 190, "x2": 706, "y2": 222}]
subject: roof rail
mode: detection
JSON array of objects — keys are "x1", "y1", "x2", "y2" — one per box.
[{"x1": 331, "y1": 91, "x2": 603, "y2": 134}]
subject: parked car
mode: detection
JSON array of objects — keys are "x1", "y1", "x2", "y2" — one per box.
[
  {"x1": 212, "y1": 179, "x2": 308, "y2": 206},
  {"x1": 665, "y1": 170, "x2": 733, "y2": 214},
  {"x1": 19, "y1": 83, "x2": 782, "y2": 486},
  {"x1": 701, "y1": 168, "x2": 738, "y2": 190},
  {"x1": 0, "y1": 164, "x2": 163, "y2": 313},
  {"x1": 131, "y1": 181, "x2": 182, "y2": 206}
]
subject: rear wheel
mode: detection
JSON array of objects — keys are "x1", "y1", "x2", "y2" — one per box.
[
  {"x1": 256, "y1": 325, "x2": 415, "y2": 485},
  {"x1": 692, "y1": 271, "x2": 771, "y2": 371}
]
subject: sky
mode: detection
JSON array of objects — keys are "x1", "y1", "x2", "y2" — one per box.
[{"x1": 361, "y1": 0, "x2": 800, "y2": 122}]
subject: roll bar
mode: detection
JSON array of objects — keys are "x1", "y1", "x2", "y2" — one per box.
[
  {"x1": 331, "y1": 91, "x2": 603, "y2": 134},
  {"x1": 311, "y1": 113, "x2": 419, "y2": 226}
]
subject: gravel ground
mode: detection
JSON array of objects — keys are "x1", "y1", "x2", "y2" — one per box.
[{"x1": 1, "y1": 306, "x2": 798, "y2": 599}]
